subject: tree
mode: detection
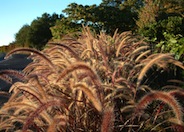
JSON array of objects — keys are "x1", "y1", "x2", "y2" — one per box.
[
  {"x1": 28, "y1": 13, "x2": 63, "y2": 50},
  {"x1": 136, "y1": 0, "x2": 159, "y2": 30},
  {"x1": 62, "y1": 1, "x2": 139, "y2": 35},
  {"x1": 136, "y1": 0, "x2": 184, "y2": 61},
  {"x1": 62, "y1": 3, "x2": 99, "y2": 27},
  {"x1": 136, "y1": 0, "x2": 184, "y2": 34},
  {"x1": 15, "y1": 13, "x2": 63, "y2": 50},
  {"x1": 15, "y1": 24, "x2": 30, "y2": 47},
  {"x1": 50, "y1": 17, "x2": 82, "y2": 40}
]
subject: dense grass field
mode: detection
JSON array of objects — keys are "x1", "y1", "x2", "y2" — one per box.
[{"x1": 0, "y1": 27, "x2": 184, "y2": 132}]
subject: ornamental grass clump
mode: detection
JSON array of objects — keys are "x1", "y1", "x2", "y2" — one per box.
[{"x1": 0, "y1": 27, "x2": 183, "y2": 131}]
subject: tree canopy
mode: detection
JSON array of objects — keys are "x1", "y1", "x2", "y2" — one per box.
[
  {"x1": 1, "y1": 0, "x2": 183, "y2": 58},
  {"x1": 62, "y1": 0, "x2": 139, "y2": 34},
  {"x1": 15, "y1": 13, "x2": 63, "y2": 50}
]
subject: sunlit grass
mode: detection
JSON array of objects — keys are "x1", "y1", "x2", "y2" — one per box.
[{"x1": 0, "y1": 27, "x2": 183, "y2": 131}]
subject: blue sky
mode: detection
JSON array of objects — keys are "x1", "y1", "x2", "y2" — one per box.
[{"x1": 0, "y1": 0, "x2": 101, "y2": 46}]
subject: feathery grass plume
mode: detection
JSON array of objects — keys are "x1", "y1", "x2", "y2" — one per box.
[
  {"x1": 129, "y1": 45, "x2": 150, "y2": 56},
  {"x1": 23, "y1": 62, "x2": 44, "y2": 75},
  {"x1": 137, "y1": 53, "x2": 184, "y2": 87},
  {"x1": 73, "y1": 83, "x2": 102, "y2": 112},
  {"x1": 82, "y1": 25, "x2": 96, "y2": 39},
  {"x1": 67, "y1": 41, "x2": 83, "y2": 48},
  {"x1": 0, "y1": 123, "x2": 14, "y2": 131},
  {"x1": 129, "y1": 46, "x2": 150, "y2": 60},
  {"x1": 135, "y1": 50, "x2": 151, "y2": 63},
  {"x1": 1, "y1": 100, "x2": 39, "y2": 119},
  {"x1": 56, "y1": 62, "x2": 102, "y2": 89},
  {"x1": 2, "y1": 101, "x2": 36, "y2": 110},
  {"x1": 101, "y1": 107, "x2": 114, "y2": 132},
  {"x1": 7, "y1": 88, "x2": 23, "y2": 103},
  {"x1": 23, "y1": 75, "x2": 48, "y2": 102},
  {"x1": 22, "y1": 99, "x2": 68, "y2": 132},
  {"x1": 24, "y1": 64, "x2": 53, "y2": 79},
  {"x1": 9, "y1": 83, "x2": 43, "y2": 104},
  {"x1": 79, "y1": 29, "x2": 96, "y2": 58},
  {"x1": 112, "y1": 29, "x2": 118, "y2": 40},
  {"x1": 48, "y1": 42, "x2": 81, "y2": 60},
  {"x1": 135, "y1": 91, "x2": 183, "y2": 125},
  {"x1": 45, "y1": 46, "x2": 72, "y2": 61},
  {"x1": 96, "y1": 40, "x2": 111, "y2": 73},
  {"x1": 0, "y1": 69, "x2": 26, "y2": 82},
  {"x1": 80, "y1": 49, "x2": 93, "y2": 59},
  {"x1": 116, "y1": 35, "x2": 132, "y2": 57},
  {"x1": 162, "y1": 85, "x2": 184, "y2": 90},
  {"x1": 45, "y1": 46, "x2": 76, "y2": 70},
  {"x1": 0, "y1": 26, "x2": 183, "y2": 131},
  {"x1": 0, "y1": 74, "x2": 12, "y2": 84},
  {"x1": 167, "y1": 58, "x2": 184, "y2": 69},
  {"x1": 33, "y1": 76, "x2": 48, "y2": 101},
  {"x1": 167, "y1": 80, "x2": 184, "y2": 85},
  {"x1": 168, "y1": 89, "x2": 184, "y2": 100},
  {"x1": 113, "y1": 31, "x2": 132, "y2": 50},
  {"x1": 5, "y1": 47, "x2": 56, "y2": 70},
  {"x1": 47, "y1": 115, "x2": 67, "y2": 132},
  {"x1": 113, "y1": 77, "x2": 136, "y2": 94},
  {"x1": 0, "y1": 117, "x2": 21, "y2": 131},
  {"x1": 167, "y1": 118, "x2": 184, "y2": 132},
  {"x1": 0, "y1": 91, "x2": 10, "y2": 98},
  {"x1": 120, "y1": 105, "x2": 135, "y2": 113}
]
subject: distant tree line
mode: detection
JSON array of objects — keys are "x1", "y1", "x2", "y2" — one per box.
[
  {"x1": 1, "y1": 0, "x2": 183, "y2": 61},
  {"x1": 15, "y1": 13, "x2": 63, "y2": 50}
]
